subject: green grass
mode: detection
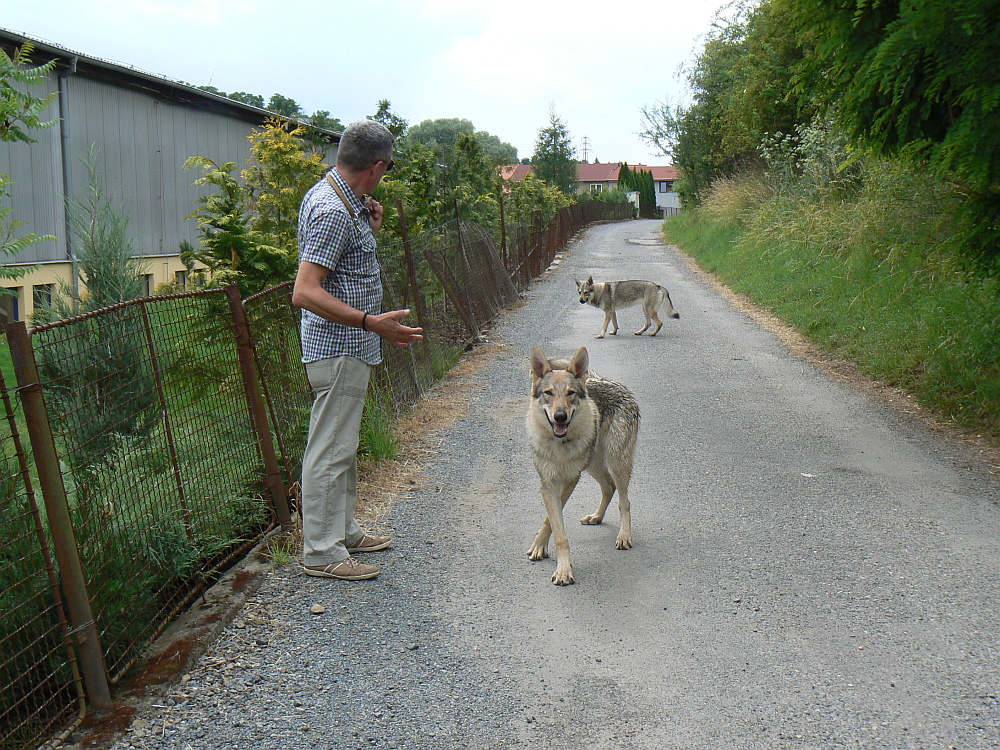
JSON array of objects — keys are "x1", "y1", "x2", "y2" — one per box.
[
  {"x1": 0, "y1": 339, "x2": 14, "y2": 387},
  {"x1": 663, "y1": 183, "x2": 1000, "y2": 439},
  {"x1": 360, "y1": 392, "x2": 399, "y2": 462}
]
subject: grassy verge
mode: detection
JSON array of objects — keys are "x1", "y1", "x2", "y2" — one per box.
[{"x1": 663, "y1": 184, "x2": 1000, "y2": 441}]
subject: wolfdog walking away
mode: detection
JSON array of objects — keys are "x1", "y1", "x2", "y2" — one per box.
[
  {"x1": 525, "y1": 346, "x2": 640, "y2": 585},
  {"x1": 576, "y1": 276, "x2": 679, "y2": 338}
]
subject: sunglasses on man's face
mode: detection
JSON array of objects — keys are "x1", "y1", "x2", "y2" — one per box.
[{"x1": 381, "y1": 159, "x2": 395, "y2": 173}]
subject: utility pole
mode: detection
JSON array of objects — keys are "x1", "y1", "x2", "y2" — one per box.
[{"x1": 581, "y1": 135, "x2": 591, "y2": 163}]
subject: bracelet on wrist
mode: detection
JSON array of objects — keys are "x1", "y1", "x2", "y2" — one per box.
[{"x1": 361, "y1": 312, "x2": 368, "y2": 331}]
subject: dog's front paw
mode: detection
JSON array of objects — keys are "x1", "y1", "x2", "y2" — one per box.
[
  {"x1": 527, "y1": 542, "x2": 549, "y2": 561},
  {"x1": 551, "y1": 565, "x2": 575, "y2": 585},
  {"x1": 579, "y1": 513, "x2": 603, "y2": 525},
  {"x1": 595, "y1": 334, "x2": 605, "y2": 339},
  {"x1": 615, "y1": 534, "x2": 633, "y2": 550}
]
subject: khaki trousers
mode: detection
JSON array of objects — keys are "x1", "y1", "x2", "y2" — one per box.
[{"x1": 301, "y1": 355, "x2": 372, "y2": 566}]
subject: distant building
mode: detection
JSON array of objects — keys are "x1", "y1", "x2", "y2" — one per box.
[
  {"x1": 501, "y1": 162, "x2": 680, "y2": 216},
  {"x1": 0, "y1": 28, "x2": 338, "y2": 323}
]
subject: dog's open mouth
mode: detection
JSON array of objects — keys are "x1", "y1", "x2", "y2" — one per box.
[{"x1": 548, "y1": 416, "x2": 570, "y2": 438}]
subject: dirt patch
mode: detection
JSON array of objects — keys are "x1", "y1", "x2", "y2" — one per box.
[
  {"x1": 676, "y1": 249, "x2": 1000, "y2": 476},
  {"x1": 356, "y1": 339, "x2": 508, "y2": 526}
]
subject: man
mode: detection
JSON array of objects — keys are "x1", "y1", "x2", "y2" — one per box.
[{"x1": 292, "y1": 120, "x2": 423, "y2": 581}]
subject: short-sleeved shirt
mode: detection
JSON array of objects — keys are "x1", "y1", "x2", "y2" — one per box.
[{"x1": 298, "y1": 169, "x2": 383, "y2": 365}]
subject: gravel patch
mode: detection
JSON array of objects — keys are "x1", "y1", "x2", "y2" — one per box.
[{"x1": 97, "y1": 491, "x2": 528, "y2": 750}]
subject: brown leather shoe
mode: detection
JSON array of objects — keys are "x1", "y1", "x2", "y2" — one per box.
[
  {"x1": 303, "y1": 557, "x2": 379, "y2": 580},
  {"x1": 346, "y1": 534, "x2": 392, "y2": 553}
]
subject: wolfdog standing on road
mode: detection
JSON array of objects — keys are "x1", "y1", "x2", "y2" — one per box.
[
  {"x1": 576, "y1": 276, "x2": 680, "y2": 338},
  {"x1": 526, "y1": 345, "x2": 640, "y2": 585}
]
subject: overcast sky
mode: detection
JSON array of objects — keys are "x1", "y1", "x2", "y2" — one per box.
[{"x1": 4, "y1": 0, "x2": 728, "y2": 166}]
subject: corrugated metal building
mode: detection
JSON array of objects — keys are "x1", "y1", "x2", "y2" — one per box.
[{"x1": 0, "y1": 28, "x2": 338, "y2": 322}]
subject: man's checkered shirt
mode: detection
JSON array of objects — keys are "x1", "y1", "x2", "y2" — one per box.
[{"x1": 297, "y1": 169, "x2": 383, "y2": 366}]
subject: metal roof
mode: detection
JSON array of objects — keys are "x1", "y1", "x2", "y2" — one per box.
[{"x1": 0, "y1": 27, "x2": 340, "y2": 139}]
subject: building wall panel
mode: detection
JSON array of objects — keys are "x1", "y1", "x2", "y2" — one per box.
[
  {"x1": 0, "y1": 67, "x2": 65, "y2": 263},
  {"x1": 60, "y1": 75, "x2": 258, "y2": 261}
]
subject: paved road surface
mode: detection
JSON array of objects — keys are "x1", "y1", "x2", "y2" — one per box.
[
  {"x1": 108, "y1": 219, "x2": 1000, "y2": 750},
  {"x1": 464, "y1": 218, "x2": 1000, "y2": 748}
]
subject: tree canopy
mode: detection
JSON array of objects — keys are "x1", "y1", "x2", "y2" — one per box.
[
  {"x1": 640, "y1": 0, "x2": 812, "y2": 203},
  {"x1": 782, "y1": 0, "x2": 1000, "y2": 263},
  {"x1": 785, "y1": 0, "x2": 1000, "y2": 191},
  {"x1": 370, "y1": 99, "x2": 408, "y2": 139},
  {"x1": 642, "y1": 0, "x2": 1000, "y2": 266},
  {"x1": 407, "y1": 118, "x2": 518, "y2": 168}
]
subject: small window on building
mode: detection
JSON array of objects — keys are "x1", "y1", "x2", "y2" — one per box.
[
  {"x1": 659, "y1": 181, "x2": 668, "y2": 193},
  {"x1": 143, "y1": 274, "x2": 154, "y2": 297},
  {"x1": 32, "y1": 284, "x2": 53, "y2": 310},
  {"x1": 0, "y1": 288, "x2": 21, "y2": 324},
  {"x1": 590, "y1": 183, "x2": 603, "y2": 194},
  {"x1": 175, "y1": 270, "x2": 187, "y2": 291}
]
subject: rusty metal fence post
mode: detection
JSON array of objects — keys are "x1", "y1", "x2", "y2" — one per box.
[
  {"x1": 225, "y1": 286, "x2": 292, "y2": 530},
  {"x1": 6, "y1": 321, "x2": 112, "y2": 713},
  {"x1": 499, "y1": 193, "x2": 509, "y2": 273},
  {"x1": 396, "y1": 200, "x2": 433, "y2": 369}
]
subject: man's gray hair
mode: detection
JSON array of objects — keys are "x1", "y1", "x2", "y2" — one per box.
[{"x1": 336, "y1": 120, "x2": 395, "y2": 171}]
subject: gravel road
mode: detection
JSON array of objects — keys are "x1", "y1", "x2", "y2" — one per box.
[{"x1": 100, "y1": 219, "x2": 1000, "y2": 750}]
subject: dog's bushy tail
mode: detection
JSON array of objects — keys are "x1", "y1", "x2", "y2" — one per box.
[{"x1": 658, "y1": 286, "x2": 680, "y2": 319}]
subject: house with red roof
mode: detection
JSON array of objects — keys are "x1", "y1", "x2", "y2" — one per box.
[{"x1": 501, "y1": 162, "x2": 681, "y2": 216}]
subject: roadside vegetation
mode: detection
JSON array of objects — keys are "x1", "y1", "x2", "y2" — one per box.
[{"x1": 642, "y1": 0, "x2": 1000, "y2": 441}]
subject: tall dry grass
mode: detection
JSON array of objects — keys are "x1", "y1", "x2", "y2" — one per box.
[{"x1": 664, "y1": 158, "x2": 1000, "y2": 439}]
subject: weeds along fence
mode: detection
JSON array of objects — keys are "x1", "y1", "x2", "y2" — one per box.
[{"x1": 0, "y1": 198, "x2": 630, "y2": 750}]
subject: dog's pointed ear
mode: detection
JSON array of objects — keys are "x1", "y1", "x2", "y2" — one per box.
[
  {"x1": 586, "y1": 275, "x2": 593, "y2": 285},
  {"x1": 568, "y1": 347, "x2": 589, "y2": 379},
  {"x1": 574, "y1": 278, "x2": 581, "y2": 290},
  {"x1": 530, "y1": 346, "x2": 552, "y2": 380}
]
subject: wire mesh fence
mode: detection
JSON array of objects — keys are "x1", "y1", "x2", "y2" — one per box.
[
  {"x1": 19, "y1": 292, "x2": 282, "y2": 683},
  {"x1": 242, "y1": 283, "x2": 312, "y2": 499},
  {"x1": 0, "y1": 198, "x2": 631, "y2": 750},
  {"x1": 0, "y1": 361, "x2": 86, "y2": 750},
  {"x1": 503, "y1": 201, "x2": 631, "y2": 288}
]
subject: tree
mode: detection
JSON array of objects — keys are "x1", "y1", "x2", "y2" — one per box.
[
  {"x1": 370, "y1": 99, "x2": 408, "y2": 139},
  {"x1": 228, "y1": 91, "x2": 265, "y2": 108},
  {"x1": 408, "y1": 118, "x2": 518, "y2": 169},
  {"x1": 532, "y1": 106, "x2": 577, "y2": 194},
  {"x1": 474, "y1": 131, "x2": 518, "y2": 167},
  {"x1": 443, "y1": 132, "x2": 502, "y2": 224},
  {"x1": 617, "y1": 163, "x2": 655, "y2": 207},
  {"x1": 267, "y1": 93, "x2": 302, "y2": 118},
  {"x1": 407, "y1": 118, "x2": 475, "y2": 165},
  {"x1": 778, "y1": 0, "x2": 1000, "y2": 265},
  {"x1": 183, "y1": 158, "x2": 262, "y2": 296},
  {"x1": 505, "y1": 173, "x2": 572, "y2": 225},
  {"x1": 639, "y1": 97, "x2": 681, "y2": 161},
  {"x1": 0, "y1": 42, "x2": 57, "y2": 285},
  {"x1": 183, "y1": 120, "x2": 329, "y2": 296},
  {"x1": 38, "y1": 148, "x2": 149, "y2": 320},
  {"x1": 376, "y1": 131, "x2": 503, "y2": 239},
  {"x1": 308, "y1": 110, "x2": 342, "y2": 133},
  {"x1": 242, "y1": 118, "x2": 328, "y2": 254},
  {"x1": 640, "y1": 1, "x2": 814, "y2": 203},
  {"x1": 32, "y1": 150, "x2": 159, "y2": 465}
]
